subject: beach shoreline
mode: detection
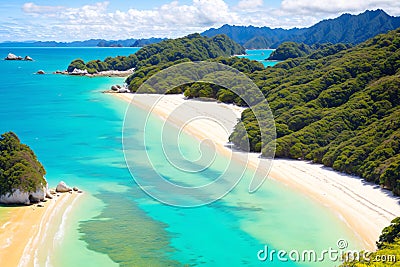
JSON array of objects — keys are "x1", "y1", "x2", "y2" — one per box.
[
  {"x1": 0, "y1": 191, "x2": 82, "y2": 267},
  {"x1": 114, "y1": 92, "x2": 400, "y2": 251}
]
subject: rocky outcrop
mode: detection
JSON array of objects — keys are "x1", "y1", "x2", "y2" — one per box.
[
  {"x1": 0, "y1": 190, "x2": 31, "y2": 205},
  {"x1": 70, "y1": 68, "x2": 88, "y2": 75},
  {"x1": 5, "y1": 53, "x2": 22, "y2": 60},
  {"x1": 4, "y1": 53, "x2": 33, "y2": 61},
  {"x1": 111, "y1": 85, "x2": 120, "y2": 91},
  {"x1": 29, "y1": 185, "x2": 47, "y2": 203},
  {"x1": 0, "y1": 185, "x2": 47, "y2": 205},
  {"x1": 56, "y1": 181, "x2": 72, "y2": 193},
  {"x1": 46, "y1": 190, "x2": 53, "y2": 199},
  {"x1": 0, "y1": 180, "x2": 80, "y2": 204},
  {"x1": 118, "y1": 87, "x2": 130, "y2": 93},
  {"x1": 37, "y1": 70, "x2": 45, "y2": 74},
  {"x1": 109, "y1": 84, "x2": 130, "y2": 93}
]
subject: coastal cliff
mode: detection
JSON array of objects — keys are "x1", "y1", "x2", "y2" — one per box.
[{"x1": 0, "y1": 132, "x2": 48, "y2": 205}]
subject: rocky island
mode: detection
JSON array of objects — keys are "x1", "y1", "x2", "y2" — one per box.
[{"x1": 4, "y1": 53, "x2": 33, "y2": 61}]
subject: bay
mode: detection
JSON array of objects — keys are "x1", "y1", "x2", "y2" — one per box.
[{"x1": 0, "y1": 47, "x2": 359, "y2": 266}]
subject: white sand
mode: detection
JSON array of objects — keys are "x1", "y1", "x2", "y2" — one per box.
[
  {"x1": 114, "y1": 93, "x2": 400, "y2": 251},
  {"x1": 0, "y1": 192, "x2": 82, "y2": 267}
]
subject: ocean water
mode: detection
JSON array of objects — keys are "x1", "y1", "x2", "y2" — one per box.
[
  {"x1": 238, "y1": 49, "x2": 279, "y2": 67},
  {"x1": 0, "y1": 47, "x2": 361, "y2": 266}
]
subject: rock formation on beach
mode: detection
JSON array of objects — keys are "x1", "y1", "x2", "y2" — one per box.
[
  {"x1": 56, "y1": 181, "x2": 72, "y2": 193},
  {"x1": 0, "y1": 187, "x2": 47, "y2": 205},
  {"x1": 110, "y1": 84, "x2": 130, "y2": 93}
]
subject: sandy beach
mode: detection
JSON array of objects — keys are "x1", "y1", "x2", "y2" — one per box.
[
  {"x1": 115, "y1": 92, "x2": 400, "y2": 251},
  {"x1": 0, "y1": 191, "x2": 82, "y2": 267}
]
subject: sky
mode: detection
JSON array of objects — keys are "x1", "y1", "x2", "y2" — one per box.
[{"x1": 0, "y1": 0, "x2": 400, "y2": 42}]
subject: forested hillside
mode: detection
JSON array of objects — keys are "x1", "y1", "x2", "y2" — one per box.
[
  {"x1": 125, "y1": 56, "x2": 264, "y2": 93},
  {"x1": 67, "y1": 34, "x2": 245, "y2": 74},
  {"x1": 228, "y1": 28, "x2": 400, "y2": 195},
  {"x1": 267, "y1": 42, "x2": 352, "y2": 60}
]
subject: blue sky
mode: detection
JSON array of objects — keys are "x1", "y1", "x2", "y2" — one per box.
[{"x1": 0, "y1": 0, "x2": 398, "y2": 42}]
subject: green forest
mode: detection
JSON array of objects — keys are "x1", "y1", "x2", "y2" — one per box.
[
  {"x1": 67, "y1": 33, "x2": 245, "y2": 74},
  {"x1": 229, "y1": 28, "x2": 400, "y2": 196},
  {"x1": 267, "y1": 42, "x2": 352, "y2": 61},
  {"x1": 0, "y1": 132, "x2": 46, "y2": 196},
  {"x1": 125, "y1": 56, "x2": 264, "y2": 94}
]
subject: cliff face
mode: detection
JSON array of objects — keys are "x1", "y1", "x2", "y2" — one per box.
[{"x1": 0, "y1": 184, "x2": 47, "y2": 205}]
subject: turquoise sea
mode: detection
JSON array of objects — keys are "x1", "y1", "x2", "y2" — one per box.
[
  {"x1": 0, "y1": 48, "x2": 361, "y2": 266},
  {"x1": 238, "y1": 49, "x2": 277, "y2": 67}
]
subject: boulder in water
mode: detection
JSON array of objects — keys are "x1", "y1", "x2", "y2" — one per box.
[
  {"x1": 24, "y1": 56, "x2": 33, "y2": 61},
  {"x1": 37, "y1": 70, "x2": 45, "y2": 75},
  {"x1": 5, "y1": 53, "x2": 22, "y2": 60}
]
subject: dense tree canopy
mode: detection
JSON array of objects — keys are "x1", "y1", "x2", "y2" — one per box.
[
  {"x1": 0, "y1": 132, "x2": 46, "y2": 196},
  {"x1": 267, "y1": 42, "x2": 312, "y2": 60},
  {"x1": 267, "y1": 42, "x2": 352, "y2": 61},
  {"x1": 67, "y1": 34, "x2": 245, "y2": 74},
  {"x1": 229, "y1": 28, "x2": 400, "y2": 195},
  {"x1": 126, "y1": 56, "x2": 264, "y2": 95}
]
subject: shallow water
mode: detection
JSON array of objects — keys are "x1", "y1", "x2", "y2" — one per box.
[{"x1": 0, "y1": 47, "x2": 360, "y2": 266}]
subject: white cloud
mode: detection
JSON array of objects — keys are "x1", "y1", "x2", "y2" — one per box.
[
  {"x1": 237, "y1": 0, "x2": 263, "y2": 10},
  {"x1": 22, "y1": 2, "x2": 64, "y2": 14},
  {"x1": 18, "y1": 0, "x2": 240, "y2": 40},
  {"x1": 281, "y1": 0, "x2": 400, "y2": 15},
  {"x1": 6, "y1": 0, "x2": 400, "y2": 41}
]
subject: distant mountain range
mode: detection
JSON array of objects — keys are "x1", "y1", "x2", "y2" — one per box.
[
  {"x1": 0, "y1": 39, "x2": 105, "y2": 47},
  {"x1": 0, "y1": 37, "x2": 165, "y2": 48},
  {"x1": 202, "y1": 9, "x2": 400, "y2": 48},
  {"x1": 1, "y1": 9, "x2": 399, "y2": 49}
]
